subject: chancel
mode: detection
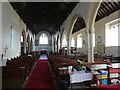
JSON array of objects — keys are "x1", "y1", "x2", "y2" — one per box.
[{"x1": 0, "y1": 0, "x2": 120, "y2": 90}]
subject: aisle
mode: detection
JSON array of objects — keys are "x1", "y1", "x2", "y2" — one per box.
[
  {"x1": 24, "y1": 59, "x2": 55, "y2": 90},
  {"x1": 39, "y1": 54, "x2": 48, "y2": 60}
]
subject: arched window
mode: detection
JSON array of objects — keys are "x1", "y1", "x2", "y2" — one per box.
[
  {"x1": 39, "y1": 33, "x2": 48, "y2": 44},
  {"x1": 62, "y1": 36, "x2": 67, "y2": 47},
  {"x1": 105, "y1": 18, "x2": 119, "y2": 47},
  {"x1": 77, "y1": 34, "x2": 82, "y2": 48},
  {"x1": 21, "y1": 33, "x2": 23, "y2": 43}
]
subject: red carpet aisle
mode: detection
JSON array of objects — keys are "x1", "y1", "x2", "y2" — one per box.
[{"x1": 24, "y1": 60, "x2": 55, "y2": 90}]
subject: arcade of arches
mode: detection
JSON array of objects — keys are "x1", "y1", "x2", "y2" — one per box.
[{"x1": 0, "y1": 1, "x2": 120, "y2": 62}]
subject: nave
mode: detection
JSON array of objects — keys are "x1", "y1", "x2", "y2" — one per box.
[
  {"x1": 1, "y1": 1, "x2": 120, "y2": 90},
  {"x1": 2, "y1": 52, "x2": 120, "y2": 90},
  {"x1": 2, "y1": 53, "x2": 55, "y2": 90},
  {"x1": 24, "y1": 54, "x2": 55, "y2": 90}
]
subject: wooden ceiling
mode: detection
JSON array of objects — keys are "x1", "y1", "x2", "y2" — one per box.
[
  {"x1": 96, "y1": 1, "x2": 120, "y2": 21},
  {"x1": 72, "y1": 1, "x2": 120, "y2": 34},
  {"x1": 9, "y1": 1, "x2": 120, "y2": 35},
  {"x1": 10, "y1": 2, "x2": 78, "y2": 34}
]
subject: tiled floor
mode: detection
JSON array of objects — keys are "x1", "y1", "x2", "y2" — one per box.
[{"x1": 39, "y1": 54, "x2": 48, "y2": 60}]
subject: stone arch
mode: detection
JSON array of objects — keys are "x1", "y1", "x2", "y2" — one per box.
[
  {"x1": 21, "y1": 29, "x2": 26, "y2": 55},
  {"x1": 87, "y1": 2, "x2": 102, "y2": 30},
  {"x1": 67, "y1": 14, "x2": 86, "y2": 55},
  {"x1": 67, "y1": 14, "x2": 84, "y2": 37},
  {"x1": 86, "y1": 1, "x2": 102, "y2": 62}
]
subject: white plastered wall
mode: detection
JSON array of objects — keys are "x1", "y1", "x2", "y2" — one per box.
[
  {"x1": 94, "y1": 10, "x2": 120, "y2": 57},
  {"x1": 0, "y1": 2, "x2": 2, "y2": 60},
  {"x1": 2, "y1": 2, "x2": 26, "y2": 59},
  {"x1": 0, "y1": 1, "x2": 2, "y2": 89}
]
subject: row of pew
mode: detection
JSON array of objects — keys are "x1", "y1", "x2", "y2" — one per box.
[
  {"x1": 2, "y1": 55, "x2": 37, "y2": 89},
  {"x1": 48, "y1": 54, "x2": 87, "y2": 89},
  {"x1": 48, "y1": 54, "x2": 120, "y2": 89}
]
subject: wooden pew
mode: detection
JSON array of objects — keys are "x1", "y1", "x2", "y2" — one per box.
[
  {"x1": 2, "y1": 66, "x2": 26, "y2": 88},
  {"x1": 48, "y1": 54, "x2": 112, "y2": 89},
  {"x1": 48, "y1": 54, "x2": 79, "y2": 89},
  {"x1": 7, "y1": 56, "x2": 35, "y2": 75},
  {"x1": 2, "y1": 55, "x2": 37, "y2": 89}
]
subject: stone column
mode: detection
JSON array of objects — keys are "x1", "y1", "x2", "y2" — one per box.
[
  {"x1": 23, "y1": 37, "x2": 26, "y2": 54},
  {"x1": 87, "y1": 26, "x2": 94, "y2": 63},
  {"x1": 52, "y1": 35, "x2": 54, "y2": 52},
  {"x1": 67, "y1": 36, "x2": 71, "y2": 55},
  {"x1": 60, "y1": 36, "x2": 62, "y2": 49},
  {"x1": 75, "y1": 37, "x2": 77, "y2": 54}
]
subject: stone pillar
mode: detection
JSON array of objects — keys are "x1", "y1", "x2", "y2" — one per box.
[
  {"x1": 75, "y1": 37, "x2": 77, "y2": 54},
  {"x1": 67, "y1": 36, "x2": 71, "y2": 55},
  {"x1": 87, "y1": 26, "x2": 94, "y2": 63},
  {"x1": 86, "y1": 2, "x2": 102, "y2": 62},
  {"x1": 60, "y1": 32, "x2": 63, "y2": 50},
  {"x1": 52, "y1": 35, "x2": 54, "y2": 52},
  {"x1": 60, "y1": 36, "x2": 62, "y2": 49},
  {"x1": 24, "y1": 38, "x2": 26, "y2": 54}
]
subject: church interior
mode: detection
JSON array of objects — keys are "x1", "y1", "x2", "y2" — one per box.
[{"x1": 0, "y1": 0, "x2": 120, "y2": 90}]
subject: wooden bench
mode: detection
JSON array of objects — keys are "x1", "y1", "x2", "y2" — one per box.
[
  {"x1": 2, "y1": 66, "x2": 26, "y2": 88},
  {"x1": 2, "y1": 55, "x2": 37, "y2": 89},
  {"x1": 48, "y1": 54, "x2": 81, "y2": 89}
]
